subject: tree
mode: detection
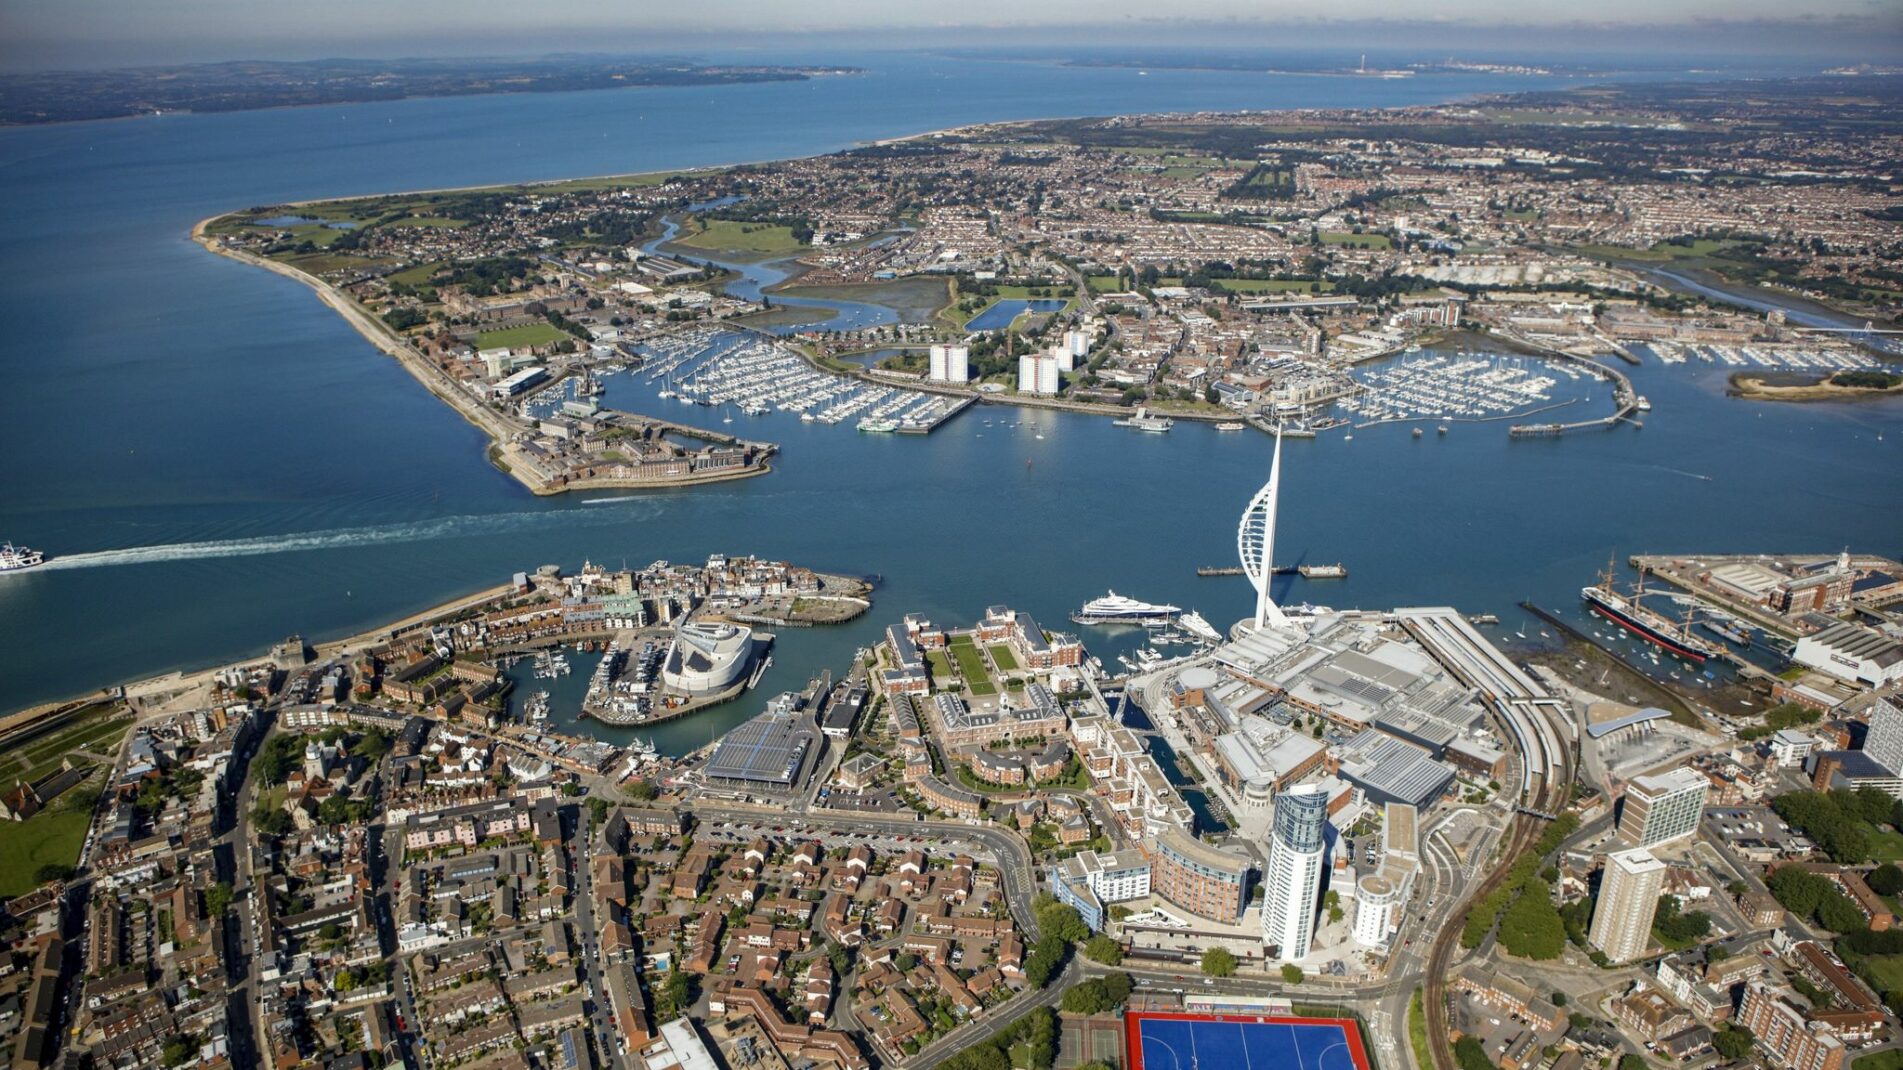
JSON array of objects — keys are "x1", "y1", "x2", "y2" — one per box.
[
  {"x1": 1083, "y1": 935, "x2": 1124, "y2": 966},
  {"x1": 204, "y1": 882, "x2": 233, "y2": 918},
  {"x1": 588, "y1": 796, "x2": 610, "y2": 828},
  {"x1": 1712, "y1": 1027, "x2": 1754, "y2": 1061},
  {"x1": 1281, "y1": 963, "x2": 1304, "y2": 984},
  {"x1": 1815, "y1": 889, "x2": 1867, "y2": 933},
  {"x1": 1870, "y1": 863, "x2": 1903, "y2": 897},
  {"x1": 33, "y1": 863, "x2": 73, "y2": 885},
  {"x1": 1034, "y1": 899, "x2": 1090, "y2": 945},
  {"x1": 1653, "y1": 896, "x2": 1713, "y2": 946},
  {"x1": 1498, "y1": 880, "x2": 1567, "y2": 960},
  {"x1": 1201, "y1": 947, "x2": 1238, "y2": 977},
  {"x1": 626, "y1": 779, "x2": 660, "y2": 802},
  {"x1": 1454, "y1": 1036, "x2": 1497, "y2": 1070}
]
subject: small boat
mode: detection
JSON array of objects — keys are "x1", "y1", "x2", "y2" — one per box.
[
  {"x1": 0, "y1": 542, "x2": 46, "y2": 572},
  {"x1": 1216, "y1": 421, "x2": 1245, "y2": 432},
  {"x1": 1412, "y1": 427, "x2": 1423, "y2": 438},
  {"x1": 1437, "y1": 424, "x2": 1449, "y2": 434},
  {"x1": 1636, "y1": 396, "x2": 1652, "y2": 412}
]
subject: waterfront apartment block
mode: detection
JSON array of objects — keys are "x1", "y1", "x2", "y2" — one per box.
[
  {"x1": 1150, "y1": 826, "x2": 1252, "y2": 923},
  {"x1": 1618, "y1": 767, "x2": 1711, "y2": 848},
  {"x1": 1590, "y1": 848, "x2": 1668, "y2": 963}
]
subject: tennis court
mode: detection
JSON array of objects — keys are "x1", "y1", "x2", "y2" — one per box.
[{"x1": 1127, "y1": 1013, "x2": 1371, "y2": 1070}]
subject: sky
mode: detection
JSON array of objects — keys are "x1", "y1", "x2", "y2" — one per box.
[{"x1": 2, "y1": 0, "x2": 1898, "y2": 69}]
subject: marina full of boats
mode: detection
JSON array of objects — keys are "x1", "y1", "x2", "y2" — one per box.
[
  {"x1": 1340, "y1": 351, "x2": 1596, "y2": 427},
  {"x1": 1635, "y1": 341, "x2": 1883, "y2": 371},
  {"x1": 643, "y1": 329, "x2": 964, "y2": 433}
]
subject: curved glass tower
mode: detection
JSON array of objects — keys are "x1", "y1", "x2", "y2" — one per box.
[{"x1": 1262, "y1": 783, "x2": 1328, "y2": 961}]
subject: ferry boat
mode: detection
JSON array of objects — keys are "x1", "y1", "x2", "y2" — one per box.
[
  {"x1": 1580, "y1": 564, "x2": 1716, "y2": 663},
  {"x1": 857, "y1": 417, "x2": 898, "y2": 433},
  {"x1": 1298, "y1": 563, "x2": 1348, "y2": 579},
  {"x1": 0, "y1": 543, "x2": 45, "y2": 572},
  {"x1": 1071, "y1": 590, "x2": 1180, "y2": 625},
  {"x1": 1112, "y1": 407, "x2": 1174, "y2": 433}
]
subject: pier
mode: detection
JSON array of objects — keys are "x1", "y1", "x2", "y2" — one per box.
[{"x1": 1499, "y1": 331, "x2": 1641, "y2": 437}]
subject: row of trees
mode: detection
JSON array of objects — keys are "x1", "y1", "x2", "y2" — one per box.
[{"x1": 1770, "y1": 789, "x2": 1900, "y2": 865}]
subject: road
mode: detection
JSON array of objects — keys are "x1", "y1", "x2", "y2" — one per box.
[{"x1": 568, "y1": 810, "x2": 629, "y2": 1070}]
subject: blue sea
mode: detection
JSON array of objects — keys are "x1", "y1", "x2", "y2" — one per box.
[{"x1": 1, "y1": 51, "x2": 1898, "y2": 749}]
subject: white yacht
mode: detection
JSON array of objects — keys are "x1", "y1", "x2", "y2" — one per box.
[
  {"x1": 0, "y1": 543, "x2": 45, "y2": 572},
  {"x1": 1071, "y1": 590, "x2": 1180, "y2": 625}
]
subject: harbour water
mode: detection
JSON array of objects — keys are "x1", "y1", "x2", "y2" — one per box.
[{"x1": 1, "y1": 51, "x2": 1899, "y2": 748}]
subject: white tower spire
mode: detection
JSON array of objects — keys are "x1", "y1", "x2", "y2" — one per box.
[{"x1": 1238, "y1": 425, "x2": 1290, "y2": 630}]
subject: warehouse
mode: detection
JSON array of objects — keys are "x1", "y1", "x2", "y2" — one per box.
[{"x1": 1334, "y1": 731, "x2": 1456, "y2": 808}]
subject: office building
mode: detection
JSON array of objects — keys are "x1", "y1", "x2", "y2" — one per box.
[
  {"x1": 1590, "y1": 848, "x2": 1667, "y2": 963},
  {"x1": 1619, "y1": 768, "x2": 1710, "y2": 848},
  {"x1": 1262, "y1": 784, "x2": 1328, "y2": 961}
]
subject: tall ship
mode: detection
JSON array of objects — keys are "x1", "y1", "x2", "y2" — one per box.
[
  {"x1": 0, "y1": 543, "x2": 45, "y2": 572},
  {"x1": 1580, "y1": 562, "x2": 1717, "y2": 663},
  {"x1": 1071, "y1": 590, "x2": 1181, "y2": 625}
]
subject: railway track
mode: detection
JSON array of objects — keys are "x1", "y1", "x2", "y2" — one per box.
[{"x1": 1421, "y1": 729, "x2": 1574, "y2": 1070}]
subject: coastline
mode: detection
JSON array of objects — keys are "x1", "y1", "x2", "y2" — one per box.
[
  {"x1": 191, "y1": 216, "x2": 772, "y2": 496},
  {"x1": 1728, "y1": 371, "x2": 1903, "y2": 403}
]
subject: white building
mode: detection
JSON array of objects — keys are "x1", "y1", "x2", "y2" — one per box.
[
  {"x1": 1769, "y1": 729, "x2": 1815, "y2": 769},
  {"x1": 1063, "y1": 329, "x2": 1091, "y2": 362},
  {"x1": 1794, "y1": 623, "x2": 1903, "y2": 689},
  {"x1": 1018, "y1": 353, "x2": 1060, "y2": 395},
  {"x1": 1354, "y1": 802, "x2": 1421, "y2": 948},
  {"x1": 659, "y1": 621, "x2": 755, "y2": 695},
  {"x1": 1590, "y1": 848, "x2": 1667, "y2": 963},
  {"x1": 1262, "y1": 784, "x2": 1328, "y2": 961},
  {"x1": 928, "y1": 343, "x2": 970, "y2": 384},
  {"x1": 1866, "y1": 698, "x2": 1903, "y2": 776}
]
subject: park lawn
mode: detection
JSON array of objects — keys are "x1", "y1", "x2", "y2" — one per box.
[
  {"x1": 1409, "y1": 990, "x2": 1433, "y2": 1070},
  {"x1": 1211, "y1": 279, "x2": 1334, "y2": 294},
  {"x1": 1320, "y1": 231, "x2": 1393, "y2": 249},
  {"x1": 0, "y1": 808, "x2": 92, "y2": 898},
  {"x1": 1854, "y1": 1051, "x2": 1903, "y2": 1070},
  {"x1": 988, "y1": 645, "x2": 1020, "y2": 672},
  {"x1": 673, "y1": 218, "x2": 807, "y2": 257},
  {"x1": 1866, "y1": 826, "x2": 1903, "y2": 862},
  {"x1": 947, "y1": 639, "x2": 998, "y2": 696},
  {"x1": 477, "y1": 322, "x2": 569, "y2": 350},
  {"x1": 388, "y1": 261, "x2": 446, "y2": 287},
  {"x1": 926, "y1": 650, "x2": 955, "y2": 682},
  {"x1": 1850, "y1": 954, "x2": 1903, "y2": 998},
  {"x1": 542, "y1": 170, "x2": 707, "y2": 192},
  {"x1": 1086, "y1": 276, "x2": 1125, "y2": 292},
  {"x1": 279, "y1": 252, "x2": 394, "y2": 274}
]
